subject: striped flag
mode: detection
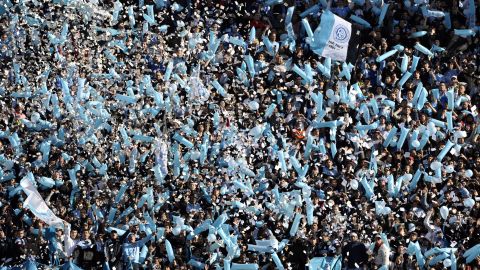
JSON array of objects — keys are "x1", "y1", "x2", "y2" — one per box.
[{"x1": 312, "y1": 10, "x2": 361, "y2": 63}]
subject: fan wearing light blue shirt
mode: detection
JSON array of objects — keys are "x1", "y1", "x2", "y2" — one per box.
[{"x1": 122, "y1": 232, "x2": 154, "y2": 269}]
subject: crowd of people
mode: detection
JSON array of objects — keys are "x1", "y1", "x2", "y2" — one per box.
[{"x1": 0, "y1": 0, "x2": 480, "y2": 269}]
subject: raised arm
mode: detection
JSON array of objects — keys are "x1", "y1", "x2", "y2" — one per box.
[{"x1": 134, "y1": 233, "x2": 153, "y2": 248}]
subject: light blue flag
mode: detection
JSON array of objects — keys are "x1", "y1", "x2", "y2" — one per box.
[
  {"x1": 331, "y1": 141, "x2": 337, "y2": 158},
  {"x1": 173, "y1": 133, "x2": 194, "y2": 148},
  {"x1": 115, "y1": 184, "x2": 128, "y2": 204},
  {"x1": 212, "y1": 80, "x2": 227, "y2": 97},
  {"x1": 397, "y1": 71, "x2": 412, "y2": 88},
  {"x1": 302, "y1": 18, "x2": 314, "y2": 40},
  {"x1": 60, "y1": 78, "x2": 72, "y2": 104},
  {"x1": 264, "y1": 0, "x2": 283, "y2": 6},
  {"x1": 229, "y1": 36, "x2": 247, "y2": 48},
  {"x1": 430, "y1": 118, "x2": 447, "y2": 129},
  {"x1": 350, "y1": 15, "x2": 371, "y2": 28},
  {"x1": 468, "y1": 0, "x2": 476, "y2": 27},
  {"x1": 213, "y1": 213, "x2": 228, "y2": 229},
  {"x1": 165, "y1": 239, "x2": 175, "y2": 262},
  {"x1": 272, "y1": 252, "x2": 285, "y2": 270},
  {"x1": 107, "y1": 207, "x2": 117, "y2": 224},
  {"x1": 409, "y1": 31, "x2": 427, "y2": 38},
  {"x1": 289, "y1": 212, "x2": 303, "y2": 236},
  {"x1": 421, "y1": 6, "x2": 445, "y2": 18},
  {"x1": 370, "y1": 98, "x2": 379, "y2": 115},
  {"x1": 233, "y1": 181, "x2": 253, "y2": 196},
  {"x1": 429, "y1": 252, "x2": 449, "y2": 266},
  {"x1": 128, "y1": 6, "x2": 135, "y2": 28},
  {"x1": 360, "y1": 177, "x2": 374, "y2": 199},
  {"x1": 396, "y1": 127, "x2": 410, "y2": 150},
  {"x1": 417, "y1": 130, "x2": 430, "y2": 150},
  {"x1": 330, "y1": 256, "x2": 342, "y2": 270},
  {"x1": 378, "y1": 3, "x2": 390, "y2": 27},
  {"x1": 339, "y1": 62, "x2": 352, "y2": 81},
  {"x1": 249, "y1": 26, "x2": 256, "y2": 43},
  {"x1": 383, "y1": 126, "x2": 398, "y2": 147},
  {"x1": 146, "y1": 5, "x2": 155, "y2": 23},
  {"x1": 324, "y1": 57, "x2": 332, "y2": 77},
  {"x1": 247, "y1": 244, "x2": 274, "y2": 253},
  {"x1": 454, "y1": 29, "x2": 476, "y2": 37},
  {"x1": 292, "y1": 64, "x2": 310, "y2": 84},
  {"x1": 188, "y1": 259, "x2": 205, "y2": 269},
  {"x1": 48, "y1": 22, "x2": 66, "y2": 44},
  {"x1": 446, "y1": 111, "x2": 453, "y2": 131},
  {"x1": 172, "y1": 143, "x2": 181, "y2": 177},
  {"x1": 376, "y1": 49, "x2": 398, "y2": 62},
  {"x1": 411, "y1": 82, "x2": 423, "y2": 107},
  {"x1": 300, "y1": 4, "x2": 320, "y2": 18},
  {"x1": 115, "y1": 207, "x2": 134, "y2": 225},
  {"x1": 115, "y1": 94, "x2": 136, "y2": 104},
  {"x1": 464, "y1": 244, "x2": 480, "y2": 263},
  {"x1": 437, "y1": 140, "x2": 454, "y2": 161},
  {"x1": 305, "y1": 198, "x2": 314, "y2": 225},
  {"x1": 264, "y1": 103, "x2": 276, "y2": 119},
  {"x1": 400, "y1": 54, "x2": 409, "y2": 74},
  {"x1": 285, "y1": 6, "x2": 294, "y2": 26},
  {"x1": 447, "y1": 89, "x2": 455, "y2": 110},
  {"x1": 245, "y1": 55, "x2": 255, "y2": 77},
  {"x1": 39, "y1": 140, "x2": 51, "y2": 163},
  {"x1": 304, "y1": 132, "x2": 315, "y2": 159},
  {"x1": 24, "y1": 259, "x2": 38, "y2": 270},
  {"x1": 451, "y1": 249, "x2": 457, "y2": 270},
  {"x1": 317, "y1": 139, "x2": 327, "y2": 154},
  {"x1": 414, "y1": 43, "x2": 434, "y2": 57},
  {"x1": 443, "y1": 11, "x2": 452, "y2": 29},
  {"x1": 277, "y1": 150, "x2": 288, "y2": 173},
  {"x1": 112, "y1": 1, "x2": 122, "y2": 22},
  {"x1": 305, "y1": 63, "x2": 313, "y2": 82},
  {"x1": 92, "y1": 204, "x2": 104, "y2": 220},
  {"x1": 163, "y1": 61, "x2": 174, "y2": 81},
  {"x1": 309, "y1": 257, "x2": 327, "y2": 270},
  {"x1": 386, "y1": 174, "x2": 395, "y2": 197},
  {"x1": 38, "y1": 177, "x2": 55, "y2": 189},
  {"x1": 231, "y1": 263, "x2": 258, "y2": 270}
]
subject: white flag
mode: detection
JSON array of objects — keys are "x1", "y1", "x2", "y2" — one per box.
[{"x1": 312, "y1": 10, "x2": 353, "y2": 62}]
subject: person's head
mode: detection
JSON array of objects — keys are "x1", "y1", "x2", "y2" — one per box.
[
  {"x1": 350, "y1": 232, "x2": 358, "y2": 241},
  {"x1": 458, "y1": 83, "x2": 467, "y2": 95},
  {"x1": 326, "y1": 159, "x2": 334, "y2": 168},
  {"x1": 56, "y1": 227, "x2": 64, "y2": 237},
  {"x1": 407, "y1": 90, "x2": 414, "y2": 100},
  {"x1": 131, "y1": 223, "x2": 139, "y2": 233},
  {"x1": 128, "y1": 233, "x2": 136, "y2": 243},
  {"x1": 269, "y1": 32, "x2": 277, "y2": 41},
  {"x1": 439, "y1": 82, "x2": 447, "y2": 91},
  {"x1": 110, "y1": 230, "x2": 118, "y2": 240},
  {"x1": 82, "y1": 230, "x2": 90, "y2": 240},
  {"x1": 375, "y1": 235, "x2": 383, "y2": 244},
  {"x1": 258, "y1": 53, "x2": 265, "y2": 62},
  {"x1": 70, "y1": 228, "x2": 78, "y2": 240},
  {"x1": 450, "y1": 75, "x2": 458, "y2": 85}
]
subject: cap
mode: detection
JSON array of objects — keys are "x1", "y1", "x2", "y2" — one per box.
[{"x1": 408, "y1": 223, "x2": 416, "y2": 233}]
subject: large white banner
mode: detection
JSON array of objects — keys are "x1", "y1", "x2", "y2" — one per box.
[
  {"x1": 20, "y1": 173, "x2": 66, "y2": 227},
  {"x1": 312, "y1": 10, "x2": 353, "y2": 62}
]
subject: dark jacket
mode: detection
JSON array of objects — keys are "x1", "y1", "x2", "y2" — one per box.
[{"x1": 342, "y1": 241, "x2": 369, "y2": 268}]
